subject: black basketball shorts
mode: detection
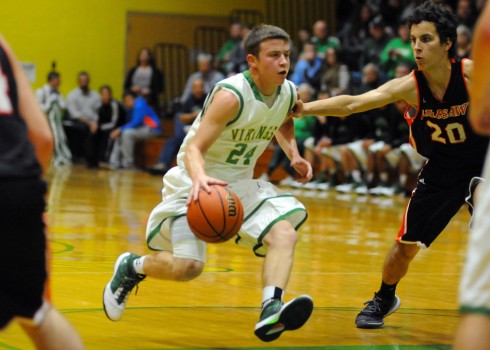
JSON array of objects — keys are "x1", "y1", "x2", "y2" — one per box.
[
  {"x1": 395, "y1": 164, "x2": 478, "y2": 248},
  {"x1": 0, "y1": 179, "x2": 48, "y2": 329}
]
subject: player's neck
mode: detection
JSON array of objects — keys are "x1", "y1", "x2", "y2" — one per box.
[
  {"x1": 422, "y1": 58, "x2": 452, "y2": 93},
  {"x1": 249, "y1": 70, "x2": 277, "y2": 96}
]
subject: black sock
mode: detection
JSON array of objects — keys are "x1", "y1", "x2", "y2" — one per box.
[{"x1": 377, "y1": 281, "x2": 397, "y2": 300}]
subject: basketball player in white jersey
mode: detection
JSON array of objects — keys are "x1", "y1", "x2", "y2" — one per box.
[
  {"x1": 103, "y1": 24, "x2": 314, "y2": 342},
  {"x1": 454, "y1": 2, "x2": 490, "y2": 349}
]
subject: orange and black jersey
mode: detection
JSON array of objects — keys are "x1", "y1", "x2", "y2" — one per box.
[
  {"x1": 0, "y1": 43, "x2": 41, "y2": 178},
  {"x1": 404, "y1": 58, "x2": 488, "y2": 170}
]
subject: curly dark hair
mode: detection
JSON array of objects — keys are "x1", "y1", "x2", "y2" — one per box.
[{"x1": 407, "y1": 1, "x2": 458, "y2": 58}]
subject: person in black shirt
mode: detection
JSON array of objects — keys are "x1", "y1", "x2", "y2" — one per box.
[
  {"x1": 124, "y1": 48, "x2": 164, "y2": 110},
  {"x1": 95, "y1": 85, "x2": 126, "y2": 165},
  {"x1": 0, "y1": 34, "x2": 84, "y2": 349},
  {"x1": 147, "y1": 78, "x2": 206, "y2": 175},
  {"x1": 295, "y1": 1, "x2": 488, "y2": 329}
]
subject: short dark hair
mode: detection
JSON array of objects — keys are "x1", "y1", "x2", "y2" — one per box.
[
  {"x1": 407, "y1": 1, "x2": 458, "y2": 58},
  {"x1": 78, "y1": 71, "x2": 89, "y2": 79},
  {"x1": 123, "y1": 90, "x2": 137, "y2": 99},
  {"x1": 137, "y1": 47, "x2": 155, "y2": 66},
  {"x1": 100, "y1": 85, "x2": 112, "y2": 94},
  {"x1": 244, "y1": 24, "x2": 290, "y2": 57},
  {"x1": 47, "y1": 71, "x2": 60, "y2": 82}
]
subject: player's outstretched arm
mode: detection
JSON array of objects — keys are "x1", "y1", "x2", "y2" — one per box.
[
  {"x1": 302, "y1": 75, "x2": 415, "y2": 118},
  {"x1": 185, "y1": 89, "x2": 237, "y2": 202},
  {"x1": 468, "y1": 2, "x2": 490, "y2": 135},
  {"x1": 0, "y1": 35, "x2": 53, "y2": 174}
]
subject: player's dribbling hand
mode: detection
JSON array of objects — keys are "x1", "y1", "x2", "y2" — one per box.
[{"x1": 188, "y1": 175, "x2": 228, "y2": 205}]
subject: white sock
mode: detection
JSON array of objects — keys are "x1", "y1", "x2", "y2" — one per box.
[
  {"x1": 380, "y1": 172, "x2": 389, "y2": 182},
  {"x1": 366, "y1": 172, "x2": 374, "y2": 184},
  {"x1": 133, "y1": 256, "x2": 146, "y2": 275},
  {"x1": 352, "y1": 170, "x2": 362, "y2": 183},
  {"x1": 262, "y1": 286, "x2": 284, "y2": 307},
  {"x1": 400, "y1": 174, "x2": 407, "y2": 186}
]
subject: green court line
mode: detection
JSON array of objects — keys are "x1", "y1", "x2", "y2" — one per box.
[
  {"x1": 135, "y1": 345, "x2": 451, "y2": 350},
  {"x1": 60, "y1": 305, "x2": 459, "y2": 316},
  {"x1": 0, "y1": 342, "x2": 21, "y2": 350},
  {"x1": 49, "y1": 239, "x2": 75, "y2": 254}
]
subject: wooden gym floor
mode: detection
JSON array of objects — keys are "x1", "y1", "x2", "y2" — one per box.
[{"x1": 0, "y1": 165, "x2": 470, "y2": 349}]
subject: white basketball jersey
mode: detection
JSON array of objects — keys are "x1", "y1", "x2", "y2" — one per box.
[{"x1": 177, "y1": 71, "x2": 297, "y2": 182}]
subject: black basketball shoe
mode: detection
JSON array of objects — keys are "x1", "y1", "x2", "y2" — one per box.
[{"x1": 355, "y1": 293, "x2": 401, "y2": 329}]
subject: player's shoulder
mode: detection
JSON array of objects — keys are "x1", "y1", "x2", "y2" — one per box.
[{"x1": 379, "y1": 72, "x2": 416, "y2": 100}]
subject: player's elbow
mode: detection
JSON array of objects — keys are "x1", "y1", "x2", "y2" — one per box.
[{"x1": 344, "y1": 104, "x2": 356, "y2": 116}]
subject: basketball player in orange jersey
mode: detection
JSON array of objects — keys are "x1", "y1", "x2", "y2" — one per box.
[
  {"x1": 0, "y1": 34, "x2": 84, "y2": 349},
  {"x1": 294, "y1": 1, "x2": 489, "y2": 328},
  {"x1": 454, "y1": 1, "x2": 490, "y2": 348},
  {"x1": 103, "y1": 24, "x2": 314, "y2": 342}
]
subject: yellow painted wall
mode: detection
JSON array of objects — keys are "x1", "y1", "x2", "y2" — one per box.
[{"x1": 2, "y1": 0, "x2": 265, "y2": 97}]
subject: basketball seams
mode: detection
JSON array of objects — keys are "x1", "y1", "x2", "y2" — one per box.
[
  {"x1": 196, "y1": 188, "x2": 222, "y2": 237},
  {"x1": 214, "y1": 185, "x2": 227, "y2": 240},
  {"x1": 187, "y1": 185, "x2": 244, "y2": 243}
]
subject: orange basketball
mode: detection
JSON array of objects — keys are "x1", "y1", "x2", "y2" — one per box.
[{"x1": 187, "y1": 185, "x2": 244, "y2": 243}]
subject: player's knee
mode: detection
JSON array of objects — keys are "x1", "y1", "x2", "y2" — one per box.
[
  {"x1": 264, "y1": 222, "x2": 298, "y2": 249},
  {"x1": 174, "y1": 260, "x2": 204, "y2": 281},
  {"x1": 392, "y1": 243, "x2": 418, "y2": 263}
]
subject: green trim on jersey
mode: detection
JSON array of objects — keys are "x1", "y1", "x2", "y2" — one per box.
[
  {"x1": 460, "y1": 305, "x2": 490, "y2": 316},
  {"x1": 215, "y1": 83, "x2": 244, "y2": 126},
  {"x1": 243, "y1": 70, "x2": 281, "y2": 103},
  {"x1": 146, "y1": 214, "x2": 186, "y2": 251},
  {"x1": 253, "y1": 208, "x2": 308, "y2": 257},
  {"x1": 198, "y1": 85, "x2": 216, "y2": 121},
  {"x1": 286, "y1": 81, "x2": 295, "y2": 113}
]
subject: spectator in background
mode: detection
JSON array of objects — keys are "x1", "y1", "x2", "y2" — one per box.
[
  {"x1": 360, "y1": 15, "x2": 393, "y2": 71},
  {"x1": 108, "y1": 92, "x2": 161, "y2": 170},
  {"x1": 181, "y1": 53, "x2": 224, "y2": 102},
  {"x1": 311, "y1": 20, "x2": 340, "y2": 58},
  {"x1": 65, "y1": 71, "x2": 101, "y2": 165},
  {"x1": 296, "y1": 26, "x2": 312, "y2": 56},
  {"x1": 124, "y1": 48, "x2": 164, "y2": 110},
  {"x1": 335, "y1": 62, "x2": 382, "y2": 193},
  {"x1": 289, "y1": 41, "x2": 324, "y2": 92},
  {"x1": 456, "y1": 0, "x2": 477, "y2": 29},
  {"x1": 379, "y1": 0, "x2": 405, "y2": 33},
  {"x1": 147, "y1": 78, "x2": 206, "y2": 176},
  {"x1": 380, "y1": 20, "x2": 415, "y2": 79},
  {"x1": 258, "y1": 83, "x2": 317, "y2": 185},
  {"x1": 224, "y1": 25, "x2": 252, "y2": 75},
  {"x1": 217, "y1": 22, "x2": 243, "y2": 72},
  {"x1": 36, "y1": 71, "x2": 65, "y2": 113},
  {"x1": 321, "y1": 47, "x2": 350, "y2": 96},
  {"x1": 337, "y1": 3, "x2": 374, "y2": 71},
  {"x1": 302, "y1": 91, "x2": 354, "y2": 190},
  {"x1": 456, "y1": 24, "x2": 472, "y2": 59},
  {"x1": 95, "y1": 86, "x2": 126, "y2": 165},
  {"x1": 35, "y1": 71, "x2": 72, "y2": 166}
]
